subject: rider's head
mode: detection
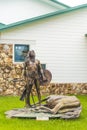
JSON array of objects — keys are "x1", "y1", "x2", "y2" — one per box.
[{"x1": 29, "y1": 50, "x2": 35, "y2": 58}]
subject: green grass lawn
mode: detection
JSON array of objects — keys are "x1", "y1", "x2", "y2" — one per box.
[{"x1": 0, "y1": 95, "x2": 87, "y2": 130}]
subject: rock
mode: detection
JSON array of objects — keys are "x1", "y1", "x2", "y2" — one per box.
[
  {"x1": 5, "y1": 89, "x2": 14, "y2": 95},
  {"x1": 9, "y1": 85, "x2": 14, "y2": 89},
  {"x1": 0, "y1": 78, "x2": 3, "y2": 82},
  {"x1": 82, "y1": 90, "x2": 87, "y2": 94},
  {"x1": 16, "y1": 84, "x2": 21, "y2": 89},
  {"x1": 0, "y1": 88, "x2": 3, "y2": 93},
  {"x1": 1, "y1": 53, "x2": 7, "y2": 58}
]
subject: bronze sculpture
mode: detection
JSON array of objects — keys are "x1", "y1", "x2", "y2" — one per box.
[
  {"x1": 20, "y1": 50, "x2": 47, "y2": 107},
  {"x1": 6, "y1": 51, "x2": 82, "y2": 119}
]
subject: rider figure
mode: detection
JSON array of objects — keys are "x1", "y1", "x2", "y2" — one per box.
[{"x1": 22, "y1": 50, "x2": 46, "y2": 107}]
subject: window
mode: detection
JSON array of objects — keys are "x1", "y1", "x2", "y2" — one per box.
[
  {"x1": 85, "y1": 34, "x2": 87, "y2": 37},
  {"x1": 41, "y1": 64, "x2": 46, "y2": 70},
  {"x1": 14, "y1": 44, "x2": 29, "y2": 62}
]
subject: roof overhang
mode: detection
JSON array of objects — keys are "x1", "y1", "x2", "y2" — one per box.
[
  {"x1": 0, "y1": 4, "x2": 87, "y2": 32},
  {"x1": 50, "y1": 0, "x2": 70, "y2": 8}
]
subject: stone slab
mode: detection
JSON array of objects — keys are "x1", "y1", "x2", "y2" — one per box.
[{"x1": 5, "y1": 108, "x2": 61, "y2": 120}]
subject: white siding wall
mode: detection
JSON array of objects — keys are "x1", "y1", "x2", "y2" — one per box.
[{"x1": 1, "y1": 8, "x2": 87, "y2": 83}]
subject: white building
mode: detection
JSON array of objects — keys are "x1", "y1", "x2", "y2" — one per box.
[{"x1": 0, "y1": 1, "x2": 87, "y2": 83}]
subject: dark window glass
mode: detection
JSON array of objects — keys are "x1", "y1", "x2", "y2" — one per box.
[
  {"x1": 14, "y1": 44, "x2": 29, "y2": 62},
  {"x1": 41, "y1": 64, "x2": 46, "y2": 70}
]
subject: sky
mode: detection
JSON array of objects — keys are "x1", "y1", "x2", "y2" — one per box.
[
  {"x1": 0, "y1": 0, "x2": 87, "y2": 24},
  {"x1": 58, "y1": 0, "x2": 87, "y2": 6}
]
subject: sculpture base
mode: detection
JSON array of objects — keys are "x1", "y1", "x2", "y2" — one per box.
[
  {"x1": 5, "y1": 106, "x2": 81, "y2": 120},
  {"x1": 5, "y1": 95, "x2": 82, "y2": 120}
]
